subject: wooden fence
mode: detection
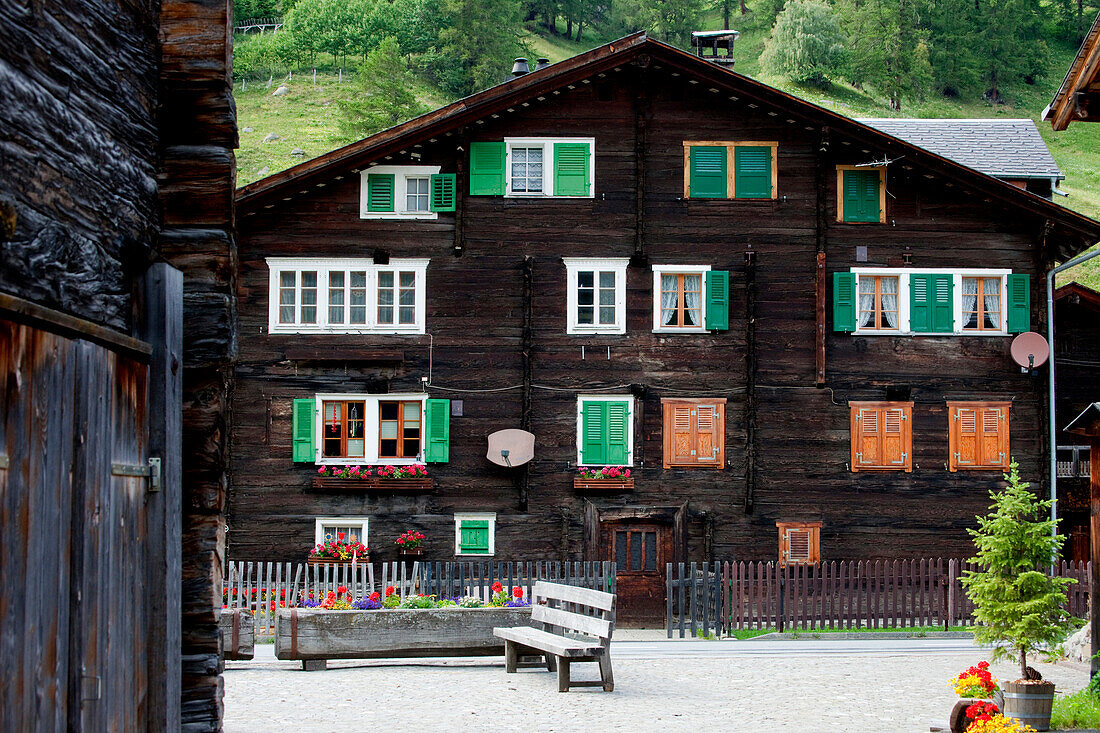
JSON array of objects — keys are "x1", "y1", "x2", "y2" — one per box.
[
  {"x1": 225, "y1": 560, "x2": 616, "y2": 634},
  {"x1": 667, "y1": 559, "x2": 1091, "y2": 639}
]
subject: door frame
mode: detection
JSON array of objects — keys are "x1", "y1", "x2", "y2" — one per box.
[{"x1": 583, "y1": 500, "x2": 689, "y2": 568}]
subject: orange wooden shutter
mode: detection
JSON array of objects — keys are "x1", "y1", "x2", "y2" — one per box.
[
  {"x1": 662, "y1": 399, "x2": 726, "y2": 468},
  {"x1": 980, "y1": 406, "x2": 1008, "y2": 469},
  {"x1": 852, "y1": 407, "x2": 880, "y2": 470},
  {"x1": 694, "y1": 404, "x2": 721, "y2": 465},
  {"x1": 950, "y1": 402, "x2": 1009, "y2": 471},
  {"x1": 777, "y1": 522, "x2": 821, "y2": 565},
  {"x1": 953, "y1": 407, "x2": 978, "y2": 470},
  {"x1": 852, "y1": 402, "x2": 912, "y2": 472},
  {"x1": 665, "y1": 404, "x2": 695, "y2": 467}
]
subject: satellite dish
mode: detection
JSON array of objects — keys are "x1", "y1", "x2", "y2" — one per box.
[
  {"x1": 1010, "y1": 332, "x2": 1049, "y2": 370},
  {"x1": 486, "y1": 429, "x2": 535, "y2": 467}
]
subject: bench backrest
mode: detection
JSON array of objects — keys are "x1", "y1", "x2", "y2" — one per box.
[{"x1": 531, "y1": 581, "x2": 616, "y2": 645}]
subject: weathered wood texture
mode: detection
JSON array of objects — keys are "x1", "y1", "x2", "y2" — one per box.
[
  {"x1": 0, "y1": 320, "x2": 150, "y2": 731},
  {"x1": 219, "y1": 610, "x2": 255, "y2": 660},
  {"x1": 230, "y1": 59, "x2": 1087, "y2": 622},
  {"x1": 275, "y1": 607, "x2": 532, "y2": 660}
]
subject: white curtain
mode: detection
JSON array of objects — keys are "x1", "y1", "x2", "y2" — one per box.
[
  {"x1": 982, "y1": 277, "x2": 1001, "y2": 329},
  {"x1": 684, "y1": 274, "x2": 702, "y2": 326},
  {"x1": 661, "y1": 274, "x2": 678, "y2": 326},
  {"x1": 880, "y1": 276, "x2": 898, "y2": 329},
  {"x1": 962, "y1": 278, "x2": 979, "y2": 328},
  {"x1": 858, "y1": 278, "x2": 875, "y2": 328}
]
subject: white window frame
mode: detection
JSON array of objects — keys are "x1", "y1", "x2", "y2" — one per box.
[
  {"x1": 313, "y1": 392, "x2": 428, "y2": 465},
  {"x1": 454, "y1": 512, "x2": 496, "y2": 557},
  {"x1": 652, "y1": 264, "x2": 711, "y2": 333},
  {"x1": 314, "y1": 517, "x2": 370, "y2": 547},
  {"x1": 359, "y1": 165, "x2": 442, "y2": 220},
  {"x1": 267, "y1": 257, "x2": 429, "y2": 335},
  {"x1": 575, "y1": 394, "x2": 635, "y2": 467},
  {"x1": 505, "y1": 137, "x2": 596, "y2": 199},
  {"x1": 849, "y1": 267, "x2": 1012, "y2": 336},
  {"x1": 563, "y1": 257, "x2": 629, "y2": 335}
]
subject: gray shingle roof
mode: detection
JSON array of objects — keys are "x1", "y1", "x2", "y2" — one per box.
[{"x1": 856, "y1": 118, "x2": 1064, "y2": 181}]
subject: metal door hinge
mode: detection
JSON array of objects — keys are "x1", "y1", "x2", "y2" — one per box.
[
  {"x1": 0, "y1": 453, "x2": 8, "y2": 470},
  {"x1": 111, "y1": 457, "x2": 162, "y2": 493}
]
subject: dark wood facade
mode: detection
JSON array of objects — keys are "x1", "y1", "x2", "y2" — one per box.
[
  {"x1": 2, "y1": 0, "x2": 235, "y2": 729},
  {"x1": 231, "y1": 36, "x2": 1100, "y2": 613}
]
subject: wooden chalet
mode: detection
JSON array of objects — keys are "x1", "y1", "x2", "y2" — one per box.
[
  {"x1": 232, "y1": 32, "x2": 1100, "y2": 623},
  {"x1": 1045, "y1": 11, "x2": 1100, "y2": 129}
]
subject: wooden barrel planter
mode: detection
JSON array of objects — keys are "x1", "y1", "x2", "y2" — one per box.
[
  {"x1": 220, "y1": 608, "x2": 255, "y2": 661},
  {"x1": 275, "y1": 606, "x2": 532, "y2": 670},
  {"x1": 1002, "y1": 680, "x2": 1055, "y2": 731},
  {"x1": 573, "y1": 477, "x2": 634, "y2": 491}
]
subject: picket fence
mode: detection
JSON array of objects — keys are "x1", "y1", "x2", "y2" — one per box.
[
  {"x1": 667, "y1": 559, "x2": 1091, "y2": 639},
  {"x1": 225, "y1": 560, "x2": 617, "y2": 634}
]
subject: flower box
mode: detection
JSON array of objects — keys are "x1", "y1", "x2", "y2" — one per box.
[
  {"x1": 274, "y1": 606, "x2": 533, "y2": 668},
  {"x1": 574, "y1": 477, "x2": 634, "y2": 491},
  {"x1": 306, "y1": 556, "x2": 369, "y2": 566},
  {"x1": 220, "y1": 608, "x2": 255, "y2": 661},
  {"x1": 310, "y1": 476, "x2": 435, "y2": 492}
]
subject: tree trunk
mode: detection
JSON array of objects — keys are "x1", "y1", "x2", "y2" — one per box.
[
  {"x1": 723, "y1": 0, "x2": 731, "y2": 28},
  {"x1": 740, "y1": 0, "x2": 748, "y2": 14},
  {"x1": 565, "y1": 17, "x2": 572, "y2": 37},
  {"x1": 1020, "y1": 646, "x2": 1027, "y2": 681},
  {"x1": 890, "y1": 95, "x2": 901, "y2": 112},
  {"x1": 575, "y1": 22, "x2": 584, "y2": 42}
]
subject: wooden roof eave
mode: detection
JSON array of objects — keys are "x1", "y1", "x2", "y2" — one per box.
[
  {"x1": 1055, "y1": 281, "x2": 1100, "y2": 311},
  {"x1": 1045, "y1": 12, "x2": 1100, "y2": 131},
  {"x1": 236, "y1": 32, "x2": 649, "y2": 212}
]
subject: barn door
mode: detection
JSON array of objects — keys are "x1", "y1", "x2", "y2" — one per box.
[{"x1": 601, "y1": 521, "x2": 670, "y2": 627}]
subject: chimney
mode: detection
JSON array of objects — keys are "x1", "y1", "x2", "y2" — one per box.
[
  {"x1": 690, "y1": 30, "x2": 739, "y2": 66},
  {"x1": 534, "y1": 58, "x2": 551, "y2": 71},
  {"x1": 511, "y1": 58, "x2": 530, "y2": 77}
]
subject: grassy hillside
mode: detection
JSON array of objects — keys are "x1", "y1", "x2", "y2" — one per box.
[{"x1": 235, "y1": 24, "x2": 1100, "y2": 286}]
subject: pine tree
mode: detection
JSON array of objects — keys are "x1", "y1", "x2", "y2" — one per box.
[
  {"x1": 837, "y1": 0, "x2": 932, "y2": 111},
  {"x1": 961, "y1": 461, "x2": 1076, "y2": 680},
  {"x1": 338, "y1": 37, "x2": 428, "y2": 138}
]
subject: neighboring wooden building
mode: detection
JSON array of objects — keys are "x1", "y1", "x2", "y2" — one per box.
[
  {"x1": 1054, "y1": 283, "x2": 1100, "y2": 563},
  {"x1": 232, "y1": 33, "x2": 1100, "y2": 623},
  {"x1": 1, "y1": 0, "x2": 235, "y2": 729},
  {"x1": 1045, "y1": 11, "x2": 1100, "y2": 129}
]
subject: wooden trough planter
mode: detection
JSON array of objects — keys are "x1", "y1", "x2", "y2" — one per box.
[
  {"x1": 220, "y1": 608, "x2": 255, "y2": 661},
  {"x1": 310, "y1": 476, "x2": 435, "y2": 492},
  {"x1": 573, "y1": 477, "x2": 633, "y2": 491},
  {"x1": 274, "y1": 606, "x2": 532, "y2": 671}
]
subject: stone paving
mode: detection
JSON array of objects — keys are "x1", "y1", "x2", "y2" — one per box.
[{"x1": 224, "y1": 638, "x2": 1090, "y2": 732}]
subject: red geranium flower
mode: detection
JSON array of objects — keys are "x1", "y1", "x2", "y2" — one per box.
[
  {"x1": 513, "y1": 586, "x2": 523, "y2": 598},
  {"x1": 369, "y1": 591, "x2": 381, "y2": 601},
  {"x1": 337, "y1": 585, "x2": 347, "y2": 594},
  {"x1": 492, "y1": 582, "x2": 503, "y2": 593},
  {"x1": 385, "y1": 586, "x2": 395, "y2": 597}
]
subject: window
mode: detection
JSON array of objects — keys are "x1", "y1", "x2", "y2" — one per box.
[
  {"x1": 454, "y1": 513, "x2": 496, "y2": 556},
  {"x1": 833, "y1": 269, "x2": 1029, "y2": 336},
  {"x1": 291, "y1": 394, "x2": 451, "y2": 465},
  {"x1": 683, "y1": 141, "x2": 778, "y2": 199},
  {"x1": 314, "y1": 517, "x2": 369, "y2": 547},
  {"x1": 662, "y1": 398, "x2": 726, "y2": 468},
  {"x1": 948, "y1": 402, "x2": 1010, "y2": 472},
  {"x1": 578, "y1": 396, "x2": 633, "y2": 467},
  {"x1": 850, "y1": 401, "x2": 913, "y2": 472},
  {"x1": 359, "y1": 165, "x2": 454, "y2": 219},
  {"x1": 468, "y1": 138, "x2": 595, "y2": 198},
  {"x1": 651, "y1": 266, "x2": 729, "y2": 332},
  {"x1": 836, "y1": 166, "x2": 885, "y2": 223},
  {"x1": 564, "y1": 258, "x2": 628, "y2": 334},
  {"x1": 777, "y1": 522, "x2": 821, "y2": 565},
  {"x1": 857, "y1": 275, "x2": 899, "y2": 331},
  {"x1": 267, "y1": 258, "x2": 428, "y2": 334}
]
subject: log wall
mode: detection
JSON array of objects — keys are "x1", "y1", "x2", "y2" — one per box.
[{"x1": 231, "y1": 65, "x2": 1068, "y2": 577}]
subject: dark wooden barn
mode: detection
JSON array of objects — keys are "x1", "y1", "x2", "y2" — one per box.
[
  {"x1": 1, "y1": 0, "x2": 235, "y2": 729},
  {"x1": 231, "y1": 33, "x2": 1100, "y2": 623}
]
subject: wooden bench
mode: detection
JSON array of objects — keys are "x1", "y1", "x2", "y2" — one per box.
[{"x1": 493, "y1": 580, "x2": 615, "y2": 692}]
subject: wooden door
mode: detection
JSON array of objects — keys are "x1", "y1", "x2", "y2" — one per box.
[{"x1": 601, "y1": 522, "x2": 670, "y2": 626}]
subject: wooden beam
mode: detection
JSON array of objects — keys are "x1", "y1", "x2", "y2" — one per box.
[
  {"x1": 1092, "y1": 437, "x2": 1100, "y2": 679},
  {"x1": 0, "y1": 292, "x2": 152, "y2": 362}
]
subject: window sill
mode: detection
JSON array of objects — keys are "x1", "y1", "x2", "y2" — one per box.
[
  {"x1": 455, "y1": 552, "x2": 494, "y2": 557},
  {"x1": 316, "y1": 458, "x2": 424, "y2": 467},
  {"x1": 653, "y1": 328, "x2": 709, "y2": 334},
  {"x1": 269, "y1": 328, "x2": 426, "y2": 336},
  {"x1": 663, "y1": 463, "x2": 723, "y2": 469},
  {"x1": 503, "y1": 193, "x2": 594, "y2": 199},
  {"x1": 848, "y1": 331, "x2": 1011, "y2": 338},
  {"x1": 310, "y1": 476, "x2": 435, "y2": 492},
  {"x1": 360, "y1": 212, "x2": 439, "y2": 220},
  {"x1": 574, "y1": 477, "x2": 634, "y2": 491},
  {"x1": 567, "y1": 328, "x2": 627, "y2": 336},
  {"x1": 949, "y1": 466, "x2": 1009, "y2": 472},
  {"x1": 852, "y1": 466, "x2": 912, "y2": 473}
]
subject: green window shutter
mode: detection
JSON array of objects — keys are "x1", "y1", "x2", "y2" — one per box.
[
  {"x1": 292, "y1": 398, "x2": 315, "y2": 463},
  {"x1": 553, "y1": 142, "x2": 591, "y2": 196},
  {"x1": 366, "y1": 173, "x2": 395, "y2": 212},
  {"x1": 909, "y1": 274, "x2": 932, "y2": 332},
  {"x1": 734, "y1": 146, "x2": 772, "y2": 199},
  {"x1": 832, "y1": 272, "x2": 856, "y2": 332},
  {"x1": 705, "y1": 270, "x2": 730, "y2": 330},
  {"x1": 930, "y1": 274, "x2": 954, "y2": 333},
  {"x1": 1006, "y1": 273, "x2": 1031, "y2": 333},
  {"x1": 429, "y1": 173, "x2": 456, "y2": 212},
  {"x1": 605, "y1": 401, "x2": 630, "y2": 465},
  {"x1": 842, "y1": 170, "x2": 880, "y2": 222},
  {"x1": 469, "y1": 141, "x2": 505, "y2": 195},
  {"x1": 689, "y1": 146, "x2": 727, "y2": 198},
  {"x1": 424, "y1": 398, "x2": 450, "y2": 463},
  {"x1": 459, "y1": 520, "x2": 490, "y2": 553},
  {"x1": 581, "y1": 402, "x2": 607, "y2": 465}
]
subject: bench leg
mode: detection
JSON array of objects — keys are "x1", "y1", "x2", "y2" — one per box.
[
  {"x1": 302, "y1": 659, "x2": 327, "y2": 672},
  {"x1": 598, "y1": 653, "x2": 615, "y2": 692},
  {"x1": 545, "y1": 653, "x2": 556, "y2": 672},
  {"x1": 504, "y1": 640, "x2": 518, "y2": 674},
  {"x1": 557, "y1": 658, "x2": 570, "y2": 693}
]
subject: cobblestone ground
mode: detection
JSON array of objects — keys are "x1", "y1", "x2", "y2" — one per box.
[{"x1": 224, "y1": 642, "x2": 1088, "y2": 732}]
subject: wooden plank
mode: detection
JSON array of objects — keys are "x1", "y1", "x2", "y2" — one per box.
[
  {"x1": 532, "y1": 605, "x2": 612, "y2": 640},
  {"x1": 493, "y1": 627, "x2": 606, "y2": 657},
  {"x1": 0, "y1": 292, "x2": 153, "y2": 362}
]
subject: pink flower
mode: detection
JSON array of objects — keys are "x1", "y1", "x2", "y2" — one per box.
[
  {"x1": 317, "y1": 467, "x2": 325, "y2": 474},
  {"x1": 624, "y1": 469, "x2": 631, "y2": 478}
]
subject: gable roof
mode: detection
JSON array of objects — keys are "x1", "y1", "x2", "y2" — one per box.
[
  {"x1": 1044, "y1": 11, "x2": 1100, "y2": 130},
  {"x1": 238, "y1": 33, "x2": 1100, "y2": 254},
  {"x1": 1055, "y1": 281, "x2": 1100, "y2": 311},
  {"x1": 857, "y1": 118, "x2": 1062, "y2": 181}
]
